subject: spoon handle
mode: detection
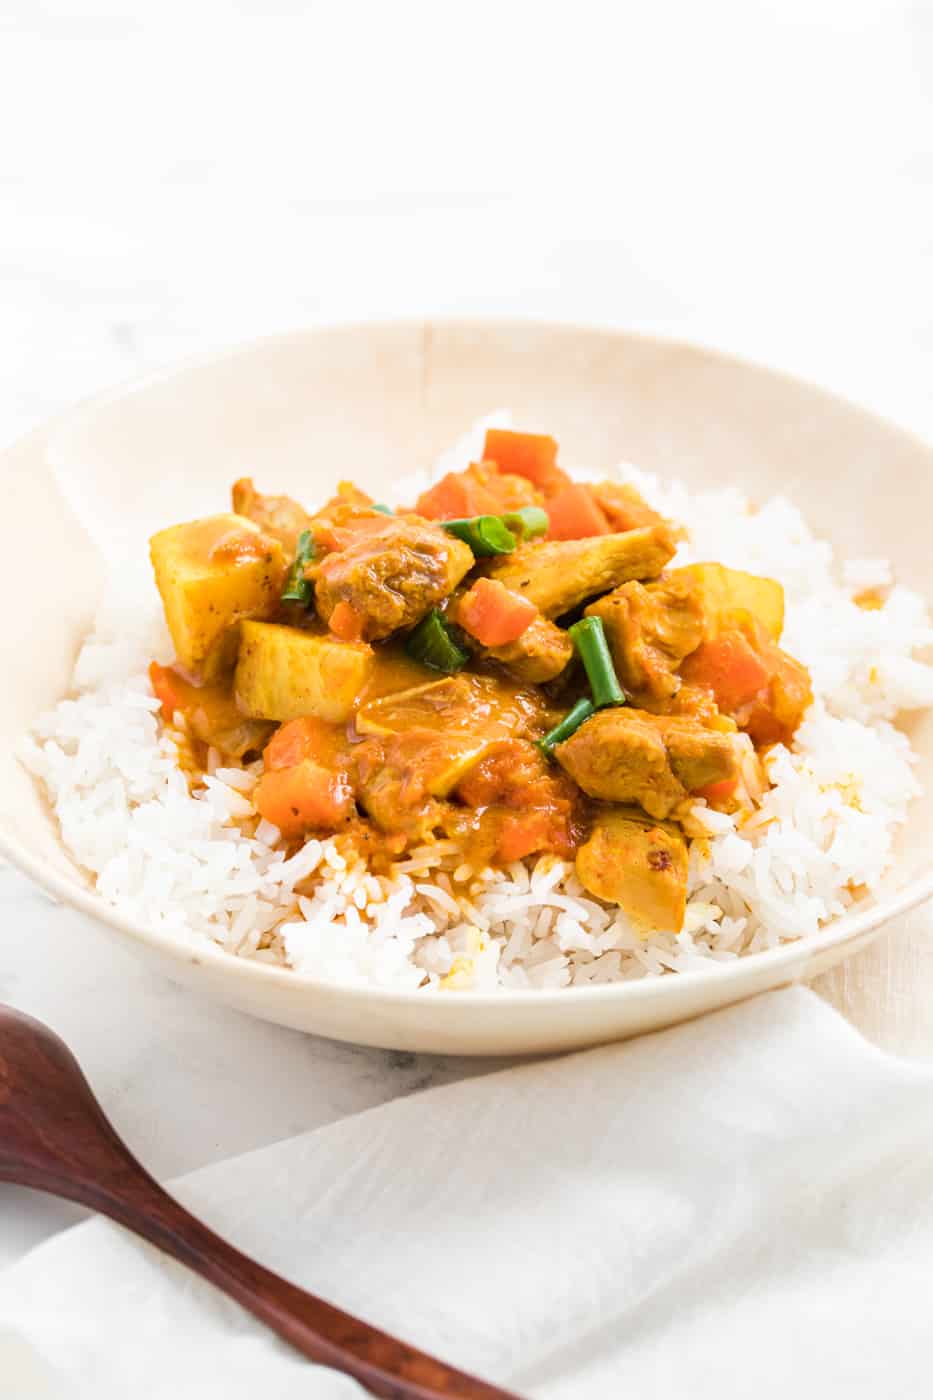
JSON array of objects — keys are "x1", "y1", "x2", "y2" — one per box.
[{"x1": 1, "y1": 1026, "x2": 521, "y2": 1400}]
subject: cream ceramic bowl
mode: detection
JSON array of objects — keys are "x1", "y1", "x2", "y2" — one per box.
[{"x1": 3, "y1": 321, "x2": 933, "y2": 1055}]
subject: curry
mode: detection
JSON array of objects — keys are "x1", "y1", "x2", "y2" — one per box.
[{"x1": 148, "y1": 428, "x2": 812, "y2": 934}]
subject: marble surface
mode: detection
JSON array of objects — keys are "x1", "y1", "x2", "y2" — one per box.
[{"x1": 3, "y1": 0, "x2": 933, "y2": 1271}]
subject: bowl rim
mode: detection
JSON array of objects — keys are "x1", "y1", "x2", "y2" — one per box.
[
  {"x1": 34, "y1": 311, "x2": 933, "y2": 465},
  {"x1": 5, "y1": 314, "x2": 933, "y2": 1012}
]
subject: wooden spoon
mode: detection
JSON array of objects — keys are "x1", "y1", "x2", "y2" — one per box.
[{"x1": 0, "y1": 1004, "x2": 524, "y2": 1400}]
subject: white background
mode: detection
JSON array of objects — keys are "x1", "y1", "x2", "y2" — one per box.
[{"x1": 1, "y1": 0, "x2": 932, "y2": 1269}]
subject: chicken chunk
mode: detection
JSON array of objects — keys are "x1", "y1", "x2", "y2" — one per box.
[
  {"x1": 555, "y1": 707, "x2": 740, "y2": 819},
  {"x1": 482, "y1": 615, "x2": 574, "y2": 683},
  {"x1": 585, "y1": 574, "x2": 705, "y2": 702},
  {"x1": 587, "y1": 481, "x2": 671, "y2": 533},
  {"x1": 231, "y1": 478, "x2": 312, "y2": 555},
  {"x1": 575, "y1": 807, "x2": 688, "y2": 932},
  {"x1": 310, "y1": 516, "x2": 474, "y2": 642},
  {"x1": 308, "y1": 482, "x2": 380, "y2": 550},
  {"x1": 483, "y1": 526, "x2": 676, "y2": 619}
]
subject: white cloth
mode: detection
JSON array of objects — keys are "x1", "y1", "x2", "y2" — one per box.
[{"x1": 2, "y1": 987, "x2": 932, "y2": 1398}]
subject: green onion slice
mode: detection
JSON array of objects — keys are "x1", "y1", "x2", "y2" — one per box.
[
  {"x1": 502, "y1": 506, "x2": 548, "y2": 541},
  {"x1": 406, "y1": 609, "x2": 470, "y2": 673},
  {"x1": 442, "y1": 507, "x2": 549, "y2": 555},
  {"x1": 568, "y1": 616, "x2": 626, "y2": 708},
  {"x1": 537, "y1": 697, "x2": 595, "y2": 755},
  {"x1": 281, "y1": 529, "x2": 317, "y2": 605},
  {"x1": 371, "y1": 503, "x2": 394, "y2": 515},
  {"x1": 442, "y1": 515, "x2": 518, "y2": 556}
]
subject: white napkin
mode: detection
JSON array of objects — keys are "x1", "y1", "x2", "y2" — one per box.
[{"x1": 3, "y1": 986, "x2": 933, "y2": 1399}]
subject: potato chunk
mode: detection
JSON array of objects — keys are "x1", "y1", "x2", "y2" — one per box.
[
  {"x1": 235, "y1": 621, "x2": 373, "y2": 723},
  {"x1": 585, "y1": 574, "x2": 706, "y2": 702},
  {"x1": 575, "y1": 808, "x2": 688, "y2": 933},
  {"x1": 354, "y1": 675, "x2": 539, "y2": 741},
  {"x1": 150, "y1": 514, "x2": 285, "y2": 681},
  {"x1": 672, "y1": 563, "x2": 784, "y2": 641}
]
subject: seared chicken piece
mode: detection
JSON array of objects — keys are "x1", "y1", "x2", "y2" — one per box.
[
  {"x1": 575, "y1": 807, "x2": 688, "y2": 932},
  {"x1": 310, "y1": 516, "x2": 474, "y2": 642},
  {"x1": 483, "y1": 615, "x2": 574, "y2": 684},
  {"x1": 483, "y1": 526, "x2": 676, "y2": 619},
  {"x1": 585, "y1": 573, "x2": 705, "y2": 702},
  {"x1": 587, "y1": 481, "x2": 671, "y2": 533},
  {"x1": 308, "y1": 482, "x2": 380, "y2": 546},
  {"x1": 232, "y1": 478, "x2": 312, "y2": 555},
  {"x1": 555, "y1": 707, "x2": 740, "y2": 819}
]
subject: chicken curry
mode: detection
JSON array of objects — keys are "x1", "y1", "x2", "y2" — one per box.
[{"x1": 148, "y1": 428, "x2": 812, "y2": 935}]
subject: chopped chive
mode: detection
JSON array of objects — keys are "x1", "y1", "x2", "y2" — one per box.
[
  {"x1": 406, "y1": 609, "x2": 470, "y2": 673},
  {"x1": 371, "y1": 503, "x2": 394, "y2": 515},
  {"x1": 568, "y1": 616, "x2": 626, "y2": 708},
  {"x1": 442, "y1": 514, "x2": 518, "y2": 556},
  {"x1": 281, "y1": 529, "x2": 316, "y2": 605},
  {"x1": 537, "y1": 697, "x2": 595, "y2": 755},
  {"x1": 443, "y1": 506, "x2": 548, "y2": 555},
  {"x1": 502, "y1": 505, "x2": 548, "y2": 541}
]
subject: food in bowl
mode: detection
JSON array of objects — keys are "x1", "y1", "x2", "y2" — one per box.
[{"x1": 22, "y1": 417, "x2": 933, "y2": 991}]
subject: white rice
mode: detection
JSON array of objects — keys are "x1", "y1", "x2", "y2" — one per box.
[{"x1": 18, "y1": 418, "x2": 933, "y2": 992}]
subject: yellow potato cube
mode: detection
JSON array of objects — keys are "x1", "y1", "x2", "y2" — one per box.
[
  {"x1": 235, "y1": 621, "x2": 374, "y2": 723},
  {"x1": 674, "y1": 563, "x2": 784, "y2": 641},
  {"x1": 150, "y1": 514, "x2": 286, "y2": 681}
]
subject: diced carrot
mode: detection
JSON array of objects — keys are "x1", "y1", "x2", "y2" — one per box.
[
  {"x1": 681, "y1": 616, "x2": 812, "y2": 747},
  {"x1": 680, "y1": 630, "x2": 770, "y2": 711},
  {"x1": 255, "y1": 759, "x2": 353, "y2": 837},
  {"x1": 545, "y1": 484, "x2": 611, "y2": 541},
  {"x1": 415, "y1": 470, "x2": 488, "y2": 521},
  {"x1": 482, "y1": 429, "x2": 570, "y2": 495},
  {"x1": 694, "y1": 777, "x2": 739, "y2": 806},
  {"x1": 328, "y1": 600, "x2": 365, "y2": 641},
  {"x1": 457, "y1": 577, "x2": 539, "y2": 647},
  {"x1": 149, "y1": 661, "x2": 181, "y2": 719},
  {"x1": 264, "y1": 716, "x2": 346, "y2": 772}
]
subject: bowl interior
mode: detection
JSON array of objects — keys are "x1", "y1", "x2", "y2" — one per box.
[{"x1": 2, "y1": 320, "x2": 932, "y2": 1049}]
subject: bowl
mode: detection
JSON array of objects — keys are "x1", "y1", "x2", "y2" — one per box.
[{"x1": 2, "y1": 319, "x2": 932, "y2": 1055}]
